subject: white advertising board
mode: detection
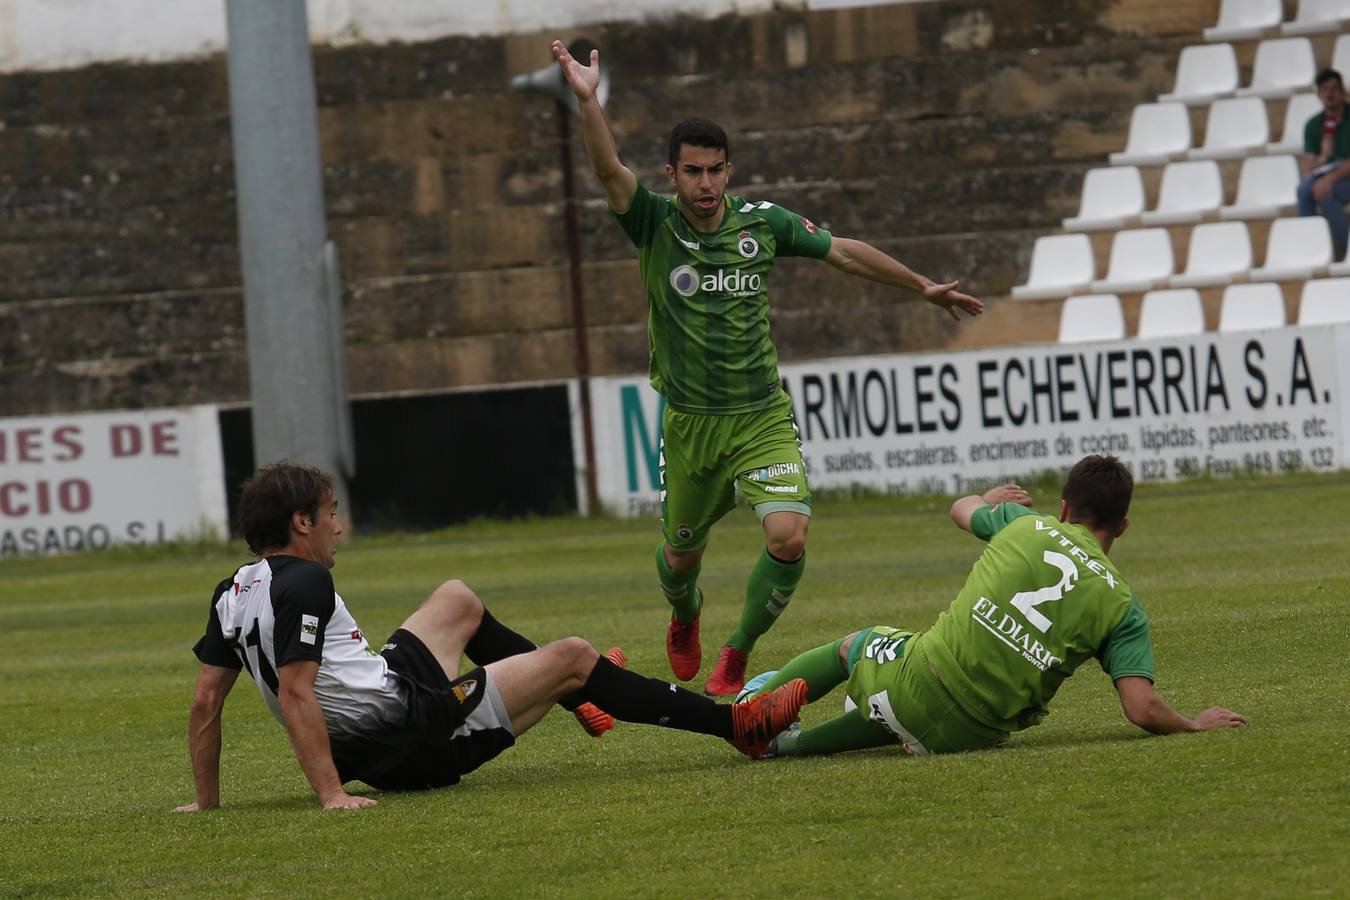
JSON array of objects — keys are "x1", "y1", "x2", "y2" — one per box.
[
  {"x1": 572, "y1": 325, "x2": 1348, "y2": 516},
  {"x1": 0, "y1": 405, "x2": 227, "y2": 556}
]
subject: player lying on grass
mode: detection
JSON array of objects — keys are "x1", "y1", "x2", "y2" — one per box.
[
  {"x1": 552, "y1": 40, "x2": 984, "y2": 698},
  {"x1": 177, "y1": 463, "x2": 806, "y2": 811},
  {"x1": 743, "y1": 455, "x2": 1247, "y2": 758}
]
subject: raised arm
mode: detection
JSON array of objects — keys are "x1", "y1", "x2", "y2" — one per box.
[
  {"x1": 950, "y1": 484, "x2": 1032, "y2": 533},
  {"x1": 277, "y1": 660, "x2": 377, "y2": 810},
  {"x1": 1114, "y1": 675, "x2": 1247, "y2": 735},
  {"x1": 551, "y1": 40, "x2": 638, "y2": 213},
  {"x1": 176, "y1": 663, "x2": 239, "y2": 812},
  {"x1": 824, "y1": 236, "x2": 984, "y2": 320}
]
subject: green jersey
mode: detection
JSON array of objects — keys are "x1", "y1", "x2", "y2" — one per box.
[
  {"x1": 613, "y1": 183, "x2": 833, "y2": 414},
  {"x1": 920, "y1": 503, "x2": 1155, "y2": 733}
]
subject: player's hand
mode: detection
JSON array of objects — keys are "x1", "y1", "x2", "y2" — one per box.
[
  {"x1": 923, "y1": 280, "x2": 984, "y2": 321},
  {"x1": 174, "y1": 801, "x2": 218, "y2": 813},
  {"x1": 981, "y1": 484, "x2": 1031, "y2": 507},
  {"x1": 551, "y1": 40, "x2": 600, "y2": 101},
  {"x1": 1192, "y1": 707, "x2": 1248, "y2": 730},
  {"x1": 322, "y1": 791, "x2": 378, "y2": 810}
]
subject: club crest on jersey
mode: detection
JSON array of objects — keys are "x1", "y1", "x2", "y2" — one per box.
[
  {"x1": 802, "y1": 218, "x2": 818, "y2": 234},
  {"x1": 737, "y1": 231, "x2": 759, "y2": 259},
  {"x1": 452, "y1": 678, "x2": 478, "y2": 702}
]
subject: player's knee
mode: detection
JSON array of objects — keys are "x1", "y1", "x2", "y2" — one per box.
[
  {"x1": 838, "y1": 631, "x2": 863, "y2": 670},
  {"x1": 666, "y1": 544, "x2": 703, "y2": 574},
  {"x1": 547, "y1": 636, "x2": 598, "y2": 685},
  {"x1": 766, "y1": 531, "x2": 806, "y2": 561},
  {"x1": 428, "y1": 579, "x2": 484, "y2": 623}
]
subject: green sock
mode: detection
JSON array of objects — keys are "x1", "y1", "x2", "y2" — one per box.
[
  {"x1": 655, "y1": 543, "x2": 702, "y2": 622},
  {"x1": 755, "y1": 638, "x2": 846, "y2": 702},
  {"x1": 727, "y1": 548, "x2": 805, "y2": 652},
  {"x1": 777, "y1": 711, "x2": 895, "y2": 757}
]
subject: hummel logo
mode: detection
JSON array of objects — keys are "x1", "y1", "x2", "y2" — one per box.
[{"x1": 678, "y1": 236, "x2": 700, "y2": 250}]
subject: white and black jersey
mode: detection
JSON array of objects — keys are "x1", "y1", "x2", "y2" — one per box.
[{"x1": 193, "y1": 555, "x2": 405, "y2": 738}]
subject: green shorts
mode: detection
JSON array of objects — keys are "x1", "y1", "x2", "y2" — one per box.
[
  {"x1": 660, "y1": 394, "x2": 812, "y2": 551},
  {"x1": 846, "y1": 627, "x2": 1006, "y2": 756}
]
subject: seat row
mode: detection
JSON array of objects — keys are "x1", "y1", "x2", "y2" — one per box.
[
  {"x1": 1014, "y1": 217, "x2": 1342, "y2": 300},
  {"x1": 1207, "y1": 0, "x2": 1350, "y2": 42},
  {"x1": 1113, "y1": 93, "x2": 1318, "y2": 165},
  {"x1": 1058, "y1": 279, "x2": 1350, "y2": 344},
  {"x1": 1163, "y1": 37, "x2": 1325, "y2": 106},
  {"x1": 1067, "y1": 156, "x2": 1296, "y2": 232}
]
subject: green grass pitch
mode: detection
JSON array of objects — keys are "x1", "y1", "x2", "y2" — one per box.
[{"x1": 1, "y1": 472, "x2": 1347, "y2": 897}]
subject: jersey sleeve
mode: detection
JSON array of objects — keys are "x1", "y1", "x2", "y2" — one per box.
[
  {"x1": 970, "y1": 502, "x2": 1036, "y2": 542},
  {"x1": 612, "y1": 182, "x2": 672, "y2": 249},
  {"x1": 1097, "y1": 593, "x2": 1155, "y2": 682},
  {"x1": 271, "y1": 563, "x2": 337, "y2": 667},
  {"x1": 756, "y1": 201, "x2": 832, "y2": 259},
  {"x1": 192, "y1": 577, "x2": 243, "y2": 670}
]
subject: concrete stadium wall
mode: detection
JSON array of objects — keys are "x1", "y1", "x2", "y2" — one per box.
[{"x1": 0, "y1": 0, "x2": 1221, "y2": 417}]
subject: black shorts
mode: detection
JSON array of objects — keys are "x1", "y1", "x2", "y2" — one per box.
[{"x1": 329, "y1": 628, "x2": 515, "y2": 791}]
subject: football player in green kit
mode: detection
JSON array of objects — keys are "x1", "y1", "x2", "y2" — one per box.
[
  {"x1": 552, "y1": 41, "x2": 985, "y2": 696},
  {"x1": 745, "y1": 455, "x2": 1247, "y2": 757}
]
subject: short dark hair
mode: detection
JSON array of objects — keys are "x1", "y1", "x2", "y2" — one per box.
[
  {"x1": 236, "y1": 462, "x2": 333, "y2": 555},
  {"x1": 668, "y1": 118, "x2": 730, "y2": 166},
  {"x1": 1316, "y1": 68, "x2": 1343, "y2": 89},
  {"x1": 1061, "y1": 455, "x2": 1133, "y2": 531}
]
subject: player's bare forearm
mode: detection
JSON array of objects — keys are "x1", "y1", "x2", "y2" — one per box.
[
  {"x1": 178, "y1": 664, "x2": 237, "y2": 812},
  {"x1": 949, "y1": 484, "x2": 1031, "y2": 532},
  {"x1": 278, "y1": 663, "x2": 376, "y2": 809},
  {"x1": 824, "y1": 237, "x2": 983, "y2": 320},
  {"x1": 1115, "y1": 676, "x2": 1247, "y2": 735}
]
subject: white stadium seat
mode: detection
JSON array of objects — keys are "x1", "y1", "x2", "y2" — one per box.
[
  {"x1": 1110, "y1": 103, "x2": 1193, "y2": 166},
  {"x1": 1160, "y1": 43, "x2": 1240, "y2": 105},
  {"x1": 1220, "y1": 155, "x2": 1299, "y2": 220},
  {"x1": 1064, "y1": 166, "x2": 1146, "y2": 231},
  {"x1": 1251, "y1": 217, "x2": 1333, "y2": 280},
  {"x1": 1170, "y1": 221, "x2": 1254, "y2": 288},
  {"x1": 1297, "y1": 278, "x2": 1350, "y2": 323},
  {"x1": 1265, "y1": 93, "x2": 1322, "y2": 155},
  {"x1": 1141, "y1": 159, "x2": 1224, "y2": 225},
  {"x1": 1189, "y1": 97, "x2": 1270, "y2": 160},
  {"x1": 1219, "y1": 282, "x2": 1287, "y2": 331},
  {"x1": 1334, "y1": 33, "x2": 1350, "y2": 78},
  {"x1": 1138, "y1": 289, "x2": 1207, "y2": 338},
  {"x1": 1236, "y1": 38, "x2": 1316, "y2": 99},
  {"x1": 1091, "y1": 228, "x2": 1175, "y2": 294},
  {"x1": 1011, "y1": 233, "x2": 1096, "y2": 300},
  {"x1": 1206, "y1": 0, "x2": 1283, "y2": 42},
  {"x1": 1058, "y1": 294, "x2": 1126, "y2": 343},
  {"x1": 1282, "y1": 0, "x2": 1350, "y2": 35}
]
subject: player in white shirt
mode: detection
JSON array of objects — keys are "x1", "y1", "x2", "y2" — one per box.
[{"x1": 177, "y1": 463, "x2": 808, "y2": 811}]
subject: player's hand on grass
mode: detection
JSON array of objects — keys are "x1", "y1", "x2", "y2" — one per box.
[
  {"x1": 322, "y1": 790, "x2": 377, "y2": 810},
  {"x1": 1193, "y1": 707, "x2": 1248, "y2": 730},
  {"x1": 923, "y1": 280, "x2": 984, "y2": 321},
  {"x1": 981, "y1": 484, "x2": 1031, "y2": 507},
  {"x1": 552, "y1": 40, "x2": 600, "y2": 101}
]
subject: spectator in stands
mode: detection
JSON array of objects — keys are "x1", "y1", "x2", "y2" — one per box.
[{"x1": 1298, "y1": 68, "x2": 1350, "y2": 258}]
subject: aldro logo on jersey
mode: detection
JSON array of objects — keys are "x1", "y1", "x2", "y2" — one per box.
[{"x1": 669, "y1": 264, "x2": 762, "y2": 298}]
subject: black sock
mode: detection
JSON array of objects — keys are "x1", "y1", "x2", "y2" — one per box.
[
  {"x1": 580, "y1": 658, "x2": 733, "y2": 738},
  {"x1": 467, "y1": 610, "x2": 583, "y2": 711}
]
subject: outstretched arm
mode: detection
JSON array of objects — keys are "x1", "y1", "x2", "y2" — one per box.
[
  {"x1": 950, "y1": 484, "x2": 1032, "y2": 533},
  {"x1": 824, "y1": 236, "x2": 984, "y2": 321},
  {"x1": 176, "y1": 664, "x2": 239, "y2": 812},
  {"x1": 551, "y1": 40, "x2": 638, "y2": 213},
  {"x1": 1114, "y1": 675, "x2": 1247, "y2": 735},
  {"x1": 278, "y1": 660, "x2": 377, "y2": 810}
]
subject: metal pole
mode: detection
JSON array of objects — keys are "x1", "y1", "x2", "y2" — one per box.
[
  {"x1": 556, "y1": 100, "x2": 601, "y2": 516},
  {"x1": 224, "y1": 0, "x2": 354, "y2": 514}
]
